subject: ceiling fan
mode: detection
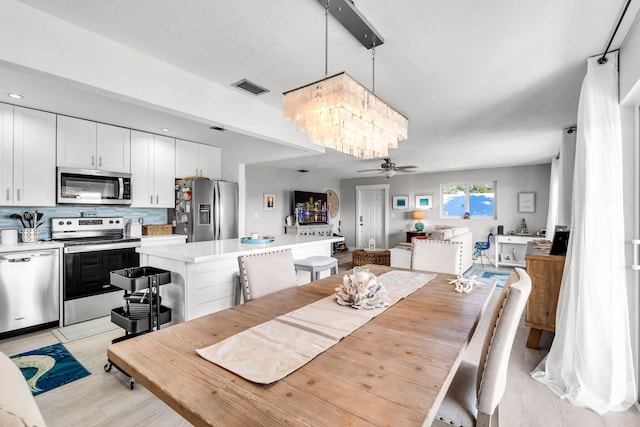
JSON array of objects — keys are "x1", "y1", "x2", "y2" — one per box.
[{"x1": 357, "y1": 158, "x2": 418, "y2": 177}]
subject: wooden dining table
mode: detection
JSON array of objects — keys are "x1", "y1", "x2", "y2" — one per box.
[{"x1": 107, "y1": 265, "x2": 496, "y2": 426}]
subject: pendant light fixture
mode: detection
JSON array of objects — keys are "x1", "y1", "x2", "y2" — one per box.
[{"x1": 283, "y1": 0, "x2": 408, "y2": 159}]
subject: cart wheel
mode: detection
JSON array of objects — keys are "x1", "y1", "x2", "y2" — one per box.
[
  {"x1": 104, "y1": 362, "x2": 112, "y2": 372},
  {"x1": 129, "y1": 378, "x2": 135, "y2": 390}
]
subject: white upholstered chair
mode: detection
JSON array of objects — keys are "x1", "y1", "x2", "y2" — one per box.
[
  {"x1": 411, "y1": 239, "x2": 463, "y2": 275},
  {"x1": 432, "y1": 267, "x2": 532, "y2": 427},
  {"x1": 237, "y1": 249, "x2": 298, "y2": 302},
  {"x1": 0, "y1": 351, "x2": 46, "y2": 426}
]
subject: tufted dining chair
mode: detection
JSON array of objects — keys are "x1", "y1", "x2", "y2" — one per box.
[
  {"x1": 411, "y1": 239, "x2": 463, "y2": 275},
  {"x1": 237, "y1": 248, "x2": 298, "y2": 302},
  {"x1": 432, "y1": 268, "x2": 532, "y2": 427}
]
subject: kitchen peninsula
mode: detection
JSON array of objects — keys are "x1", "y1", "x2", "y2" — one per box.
[{"x1": 137, "y1": 234, "x2": 344, "y2": 323}]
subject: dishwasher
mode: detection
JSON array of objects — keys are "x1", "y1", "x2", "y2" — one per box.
[{"x1": 0, "y1": 249, "x2": 60, "y2": 335}]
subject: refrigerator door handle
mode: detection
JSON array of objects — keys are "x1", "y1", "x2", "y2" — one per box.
[{"x1": 214, "y1": 181, "x2": 221, "y2": 240}]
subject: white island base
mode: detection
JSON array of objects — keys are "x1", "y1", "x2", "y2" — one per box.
[{"x1": 137, "y1": 234, "x2": 344, "y2": 323}]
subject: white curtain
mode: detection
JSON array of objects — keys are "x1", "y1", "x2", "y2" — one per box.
[
  {"x1": 545, "y1": 155, "x2": 560, "y2": 240},
  {"x1": 532, "y1": 52, "x2": 637, "y2": 414}
]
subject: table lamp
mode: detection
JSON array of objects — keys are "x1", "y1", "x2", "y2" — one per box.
[{"x1": 412, "y1": 210, "x2": 427, "y2": 231}]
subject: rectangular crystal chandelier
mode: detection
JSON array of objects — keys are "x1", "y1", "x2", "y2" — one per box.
[{"x1": 283, "y1": 72, "x2": 408, "y2": 159}]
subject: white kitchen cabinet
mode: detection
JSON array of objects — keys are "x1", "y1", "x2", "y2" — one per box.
[
  {"x1": 1, "y1": 104, "x2": 56, "y2": 206},
  {"x1": 57, "y1": 116, "x2": 131, "y2": 173},
  {"x1": 175, "y1": 139, "x2": 221, "y2": 179},
  {"x1": 131, "y1": 130, "x2": 175, "y2": 208}
]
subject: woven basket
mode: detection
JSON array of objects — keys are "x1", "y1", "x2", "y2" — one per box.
[
  {"x1": 142, "y1": 224, "x2": 173, "y2": 236},
  {"x1": 352, "y1": 249, "x2": 391, "y2": 266}
]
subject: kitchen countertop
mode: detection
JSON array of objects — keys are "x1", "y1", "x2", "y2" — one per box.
[
  {"x1": 0, "y1": 241, "x2": 64, "y2": 253},
  {"x1": 137, "y1": 234, "x2": 344, "y2": 264}
]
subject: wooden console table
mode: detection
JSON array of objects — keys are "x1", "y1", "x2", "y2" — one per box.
[{"x1": 525, "y1": 242, "x2": 565, "y2": 348}]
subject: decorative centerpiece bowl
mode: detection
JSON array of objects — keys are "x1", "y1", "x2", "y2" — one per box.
[{"x1": 335, "y1": 268, "x2": 390, "y2": 309}]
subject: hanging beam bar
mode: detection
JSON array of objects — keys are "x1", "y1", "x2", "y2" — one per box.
[{"x1": 316, "y1": 0, "x2": 384, "y2": 49}]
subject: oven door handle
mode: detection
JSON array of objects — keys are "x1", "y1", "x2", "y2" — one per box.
[{"x1": 64, "y1": 243, "x2": 140, "y2": 253}]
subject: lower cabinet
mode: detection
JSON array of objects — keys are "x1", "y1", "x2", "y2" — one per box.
[{"x1": 525, "y1": 244, "x2": 565, "y2": 348}]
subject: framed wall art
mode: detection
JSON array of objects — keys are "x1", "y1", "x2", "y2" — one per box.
[
  {"x1": 518, "y1": 192, "x2": 536, "y2": 213},
  {"x1": 392, "y1": 195, "x2": 409, "y2": 210},
  {"x1": 263, "y1": 193, "x2": 275, "y2": 211},
  {"x1": 415, "y1": 194, "x2": 433, "y2": 210}
]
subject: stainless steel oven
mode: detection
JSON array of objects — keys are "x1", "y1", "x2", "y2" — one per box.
[
  {"x1": 52, "y1": 217, "x2": 140, "y2": 325},
  {"x1": 57, "y1": 167, "x2": 132, "y2": 205}
]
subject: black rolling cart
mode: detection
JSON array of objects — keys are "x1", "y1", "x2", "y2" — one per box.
[{"x1": 104, "y1": 266, "x2": 172, "y2": 389}]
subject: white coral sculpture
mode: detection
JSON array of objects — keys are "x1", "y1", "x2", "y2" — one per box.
[
  {"x1": 448, "y1": 275, "x2": 483, "y2": 293},
  {"x1": 335, "y1": 270, "x2": 390, "y2": 309}
]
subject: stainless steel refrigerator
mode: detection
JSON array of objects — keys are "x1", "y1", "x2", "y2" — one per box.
[{"x1": 170, "y1": 179, "x2": 238, "y2": 242}]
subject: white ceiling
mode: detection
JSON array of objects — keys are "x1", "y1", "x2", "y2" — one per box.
[{"x1": 3, "y1": 0, "x2": 638, "y2": 178}]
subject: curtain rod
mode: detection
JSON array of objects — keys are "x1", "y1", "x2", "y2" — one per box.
[{"x1": 598, "y1": 0, "x2": 633, "y2": 64}]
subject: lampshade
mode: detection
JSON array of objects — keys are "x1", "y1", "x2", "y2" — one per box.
[
  {"x1": 412, "y1": 210, "x2": 427, "y2": 220},
  {"x1": 283, "y1": 72, "x2": 408, "y2": 159}
]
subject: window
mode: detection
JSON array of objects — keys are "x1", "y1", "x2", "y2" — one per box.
[{"x1": 441, "y1": 182, "x2": 496, "y2": 218}]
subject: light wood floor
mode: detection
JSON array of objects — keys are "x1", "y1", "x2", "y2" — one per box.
[{"x1": 1, "y1": 277, "x2": 639, "y2": 426}]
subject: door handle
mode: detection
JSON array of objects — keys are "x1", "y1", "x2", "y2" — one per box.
[
  {"x1": 150, "y1": 195, "x2": 154, "y2": 204},
  {"x1": 156, "y1": 195, "x2": 159, "y2": 204},
  {"x1": 99, "y1": 156, "x2": 102, "y2": 167},
  {"x1": 91, "y1": 155, "x2": 95, "y2": 166},
  {"x1": 8, "y1": 257, "x2": 31, "y2": 263},
  {"x1": 16, "y1": 188, "x2": 20, "y2": 201},
  {"x1": 5, "y1": 188, "x2": 9, "y2": 201}
]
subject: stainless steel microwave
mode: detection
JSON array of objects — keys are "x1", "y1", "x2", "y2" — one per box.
[{"x1": 57, "y1": 168, "x2": 132, "y2": 205}]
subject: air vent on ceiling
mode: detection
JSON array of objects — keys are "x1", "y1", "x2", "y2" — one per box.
[{"x1": 232, "y1": 79, "x2": 270, "y2": 96}]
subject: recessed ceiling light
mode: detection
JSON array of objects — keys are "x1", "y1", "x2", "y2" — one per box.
[
  {"x1": 7, "y1": 93, "x2": 24, "y2": 99},
  {"x1": 161, "y1": 128, "x2": 171, "y2": 132}
]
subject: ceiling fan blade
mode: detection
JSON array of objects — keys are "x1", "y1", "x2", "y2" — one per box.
[
  {"x1": 394, "y1": 165, "x2": 418, "y2": 170},
  {"x1": 357, "y1": 168, "x2": 385, "y2": 172}
]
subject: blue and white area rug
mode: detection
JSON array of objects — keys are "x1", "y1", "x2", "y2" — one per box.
[
  {"x1": 465, "y1": 268, "x2": 513, "y2": 289},
  {"x1": 10, "y1": 343, "x2": 91, "y2": 396}
]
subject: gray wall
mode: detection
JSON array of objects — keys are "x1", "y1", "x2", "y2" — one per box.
[
  {"x1": 340, "y1": 163, "x2": 551, "y2": 252},
  {"x1": 245, "y1": 165, "x2": 342, "y2": 237}
]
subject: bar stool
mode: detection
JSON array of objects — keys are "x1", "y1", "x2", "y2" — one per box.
[{"x1": 293, "y1": 256, "x2": 339, "y2": 281}]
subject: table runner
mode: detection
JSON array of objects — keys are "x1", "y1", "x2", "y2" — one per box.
[{"x1": 196, "y1": 271, "x2": 435, "y2": 384}]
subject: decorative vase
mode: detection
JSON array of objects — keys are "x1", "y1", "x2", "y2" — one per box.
[{"x1": 415, "y1": 221, "x2": 424, "y2": 231}]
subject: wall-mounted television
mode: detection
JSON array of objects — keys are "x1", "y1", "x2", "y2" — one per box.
[{"x1": 293, "y1": 191, "x2": 328, "y2": 225}]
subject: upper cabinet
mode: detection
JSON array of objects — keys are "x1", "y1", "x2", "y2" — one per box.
[
  {"x1": 131, "y1": 131, "x2": 175, "y2": 208},
  {"x1": 57, "y1": 116, "x2": 130, "y2": 173},
  {"x1": 1, "y1": 104, "x2": 56, "y2": 206},
  {"x1": 175, "y1": 139, "x2": 221, "y2": 180}
]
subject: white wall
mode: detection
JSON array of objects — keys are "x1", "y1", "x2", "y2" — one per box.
[
  {"x1": 340, "y1": 164, "x2": 551, "y2": 252},
  {"x1": 244, "y1": 165, "x2": 342, "y2": 237}
]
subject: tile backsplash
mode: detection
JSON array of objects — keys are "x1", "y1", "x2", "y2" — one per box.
[{"x1": 0, "y1": 206, "x2": 168, "y2": 242}]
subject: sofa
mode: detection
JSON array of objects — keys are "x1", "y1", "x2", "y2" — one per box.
[
  {"x1": 0, "y1": 351, "x2": 46, "y2": 427},
  {"x1": 390, "y1": 225, "x2": 474, "y2": 273}
]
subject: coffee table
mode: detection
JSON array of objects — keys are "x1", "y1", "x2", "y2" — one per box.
[{"x1": 351, "y1": 248, "x2": 390, "y2": 266}]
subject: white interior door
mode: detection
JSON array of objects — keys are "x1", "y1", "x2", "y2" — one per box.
[{"x1": 356, "y1": 185, "x2": 389, "y2": 249}]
